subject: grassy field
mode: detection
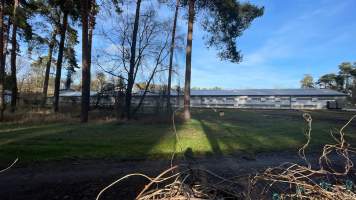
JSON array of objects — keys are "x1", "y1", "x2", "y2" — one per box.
[{"x1": 0, "y1": 109, "x2": 355, "y2": 163}]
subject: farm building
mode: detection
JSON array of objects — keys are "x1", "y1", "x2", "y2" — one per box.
[
  {"x1": 53, "y1": 88, "x2": 347, "y2": 110},
  {"x1": 176, "y1": 89, "x2": 347, "y2": 109},
  {"x1": 49, "y1": 89, "x2": 99, "y2": 105}
]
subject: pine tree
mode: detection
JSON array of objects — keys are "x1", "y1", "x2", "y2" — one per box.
[{"x1": 181, "y1": 0, "x2": 264, "y2": 120}]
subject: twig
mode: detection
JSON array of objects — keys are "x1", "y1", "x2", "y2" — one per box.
[{"x1": 0, "y1": 157, "x2": 18, "y2": 173}]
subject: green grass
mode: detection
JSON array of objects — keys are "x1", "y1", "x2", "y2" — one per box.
[{"x1": 0, "y1": 109, "x2": 355, "y2": 163}]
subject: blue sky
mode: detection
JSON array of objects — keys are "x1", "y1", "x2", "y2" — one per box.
[
  {"x1": 179, "y1": 0, "x2": 356, "y2": 89},
  {"x1": 19, "y1": 0, "x2": 356, "y2": 89},
  {"x1": 87, "y1": 0, "x2": 356, "y2": 89}
]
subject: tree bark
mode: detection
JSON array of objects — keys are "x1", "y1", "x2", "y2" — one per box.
[
  {"x1": 10, "y1": 0, "x2": 19, "y2": 113},
  {"x1": 53, "y1": 12, "x2": 68, "y2": 112},
  {"x1": 81, "y1": 0, "x2": 90, "y2": 123},
  {"x1": 1, "y1": 17, "x2": 10, "y2": 115},
  {"x1": 167, "y1": 0, "x2": 179, "y2": 114},
  {"x1": 125, "y1": 0, "x2": 142, "y2": 119},
  {"x1": 64, "y1": 69, "x2": 72, "y2": 90},
  {"x1": 353, "y1": 79, "x2": 356, "y2": 104},
  {"x1": 2, "y1": 17, "x2": 10, "y2": 72},
  {"x1": 83, "y1": 0, "x2": 95, "y2": 113},
  {"x1": 0, "y1": 0, "x2": 5, "y2": 120},
  {"x1": 88, "y1": 0, "x2": 95, "y2": 68},
  {"x1": 42, "y1": 31, "x2": 56, "y2": 106},
  {"x1": 183, "y1": 0, "x2": 194, "y2": 120}
]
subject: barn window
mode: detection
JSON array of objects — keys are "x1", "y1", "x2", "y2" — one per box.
[
  {"x1": 267, "y1": 97, "x2": 275, "y2": 101},
  {"x1": 226, "y1": 97, "x2": 235, "y2": 103},
  {"x1": 245, "y1": 104, "x2": 275, "y2": 107},
  {"x1": 303, "y1": 105, "x2": 317, "y2": 108},
  {"x1": 296, "y1": 97, "x2": 312, "y2": 101},
  {"x1": 318, "y1": 97, "x2": 334, "y2": 101}
]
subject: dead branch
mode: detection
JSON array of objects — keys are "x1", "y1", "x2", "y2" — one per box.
[
  {"x1": 0, "y1": 157, "x2": 18, "y2": 173},
  {"x1": 97, "y1": 113, "x2": 356, "y2": 200}
]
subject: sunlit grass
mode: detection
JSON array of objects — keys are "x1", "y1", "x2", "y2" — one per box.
[{"x1": 0, "y1": 109, "x2": 355, "y2": 163}]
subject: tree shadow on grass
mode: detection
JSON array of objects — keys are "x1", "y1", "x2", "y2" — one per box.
[
  {"x1": 198, "y1": 119, "x2": 223, "y2": 155},
  {"x1": 0, "y1": 119, "x2": 182, "y2": 165},
  {"x1": 0, "y1": 124, "x2": 69, "y2": 146},
  {"x1": 193, "y1": 109, "x2": 305, "y2": 157},
  {"x1": 197, "y1": 118, "x2": 262, "y2": 157}
]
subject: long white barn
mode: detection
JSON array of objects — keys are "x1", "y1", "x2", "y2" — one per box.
[
  {"x1": 185, "y1": 89, "x2": 346, "y2": 109},
  {"x1": 56, "y1": 88, "x2": 347, "y2": 110},
  {"x1": 133, "y1": 88, "x2": 347, "y2": 110}
]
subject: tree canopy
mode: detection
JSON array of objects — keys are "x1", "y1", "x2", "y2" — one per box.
[
  {"x1": 182, "y1": 0, "x2": 264, "y2": 63},
  {"x1": 300, "y1": 74, "x2": 314, "y2": 88}
]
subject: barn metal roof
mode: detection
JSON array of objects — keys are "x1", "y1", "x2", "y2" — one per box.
[
  {"x1": 189, "y1": 89, "x2": 346, "y2": 96},
  {"x1": 57, "y1": 88, "x2": 346, "y2": 97},
  {"x1": 59, "y1": 90, "x2": 98, "y2": 97},
  {"x1": 137, "y1": 88, "x2": 347, "y2": 97}
]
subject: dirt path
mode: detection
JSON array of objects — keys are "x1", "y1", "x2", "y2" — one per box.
[{"x1": 0, "y1": 152, "x2": 353, "y2": 200}]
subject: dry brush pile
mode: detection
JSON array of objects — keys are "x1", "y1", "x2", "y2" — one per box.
[
  {"x1": 249, "y1": 113, "x2": 356, "y2": 200},
  {"x1": 96, "y1": 113, "x2": 356, "y2": 200}
]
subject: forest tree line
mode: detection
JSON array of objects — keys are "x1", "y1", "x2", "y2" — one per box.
[
  {"x1": 0, "y1": 0, "x2": 263, "y2": 122},
  {"x1": 300, "y1": 62, "x2": 356, "y2": 103}
]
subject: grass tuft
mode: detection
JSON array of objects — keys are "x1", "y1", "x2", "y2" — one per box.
[{"x1": 0, "y1": 109, "x2": 355, "y2": 163}]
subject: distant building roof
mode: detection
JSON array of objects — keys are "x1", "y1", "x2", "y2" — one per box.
[
  {"x1": 135, "y1": 88, "x2": 347, "y2": 97},
  {"x1": 57, "y1": 88, "x2": 346, "y2": 97},
  {"x1": 59, "y1": 90, "x2": 98, "y2": 97},
  {"x1": 189, "y1": 89, "x2": 346, "y2": 96}
]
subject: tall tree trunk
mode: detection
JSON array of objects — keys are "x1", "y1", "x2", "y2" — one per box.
[
  {"x1": 10, "y1": 0, "x2": 19, "y2": 113},
  {"x1": 2, "y1": 17, "x2": 10, "y2": 72},
  {"x1": 81, "y1": 0, "x2": 90, "y2": 123},
  {"x1": 42, "y1": 31, "x2": 56, "y2": 106},
  {"x1": 88, "y1": 0, "x2": 95, "y2": 68},
  {"x1": 183, "y1": 0, "x2": 194, "y2": 120},
  {"x1": 352, "y1": 79, "x2": 356, "y2": 104},
  {"x1": 65, "y1": 69, "x2": 72, "y2": 90},
  {"x1": 345, "y1": 75, "x2": 349, "y2": 93},
  {"x1": 125, "y1": 0, "x2": 142, "y2": 119},
  {"x1": 0, "y1": 0, "x2": 5, "y2": 120},
  {"x1": 53, "y1": 12, "x2": 68, "y2": 112},
  {"x1": 84, "y1": 0, "x2": 96, "y2": 113},
  {"x1": 167, "y1": 0, "x2": 179, "y2": 114}
]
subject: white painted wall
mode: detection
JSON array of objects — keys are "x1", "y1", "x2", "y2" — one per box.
[{"x1": 52, "y1": 95, "x2": 346, "y2": 110}]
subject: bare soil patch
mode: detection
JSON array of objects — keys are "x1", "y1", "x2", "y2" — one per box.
[{"x1": 1, "y1": 152, "x2": 352, "y2": 200}]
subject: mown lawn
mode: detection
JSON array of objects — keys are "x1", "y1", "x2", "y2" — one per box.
[{"x1": 0, "y1": 109, "x2": 355, "y2": 163}]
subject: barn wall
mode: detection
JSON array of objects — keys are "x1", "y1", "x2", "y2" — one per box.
[
  {"x1": 50, "y1": 95, "x2": 346, "y2": 110},
  {"x1": 171, "y1": 95, "x2": 346, "y2": 110}
]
